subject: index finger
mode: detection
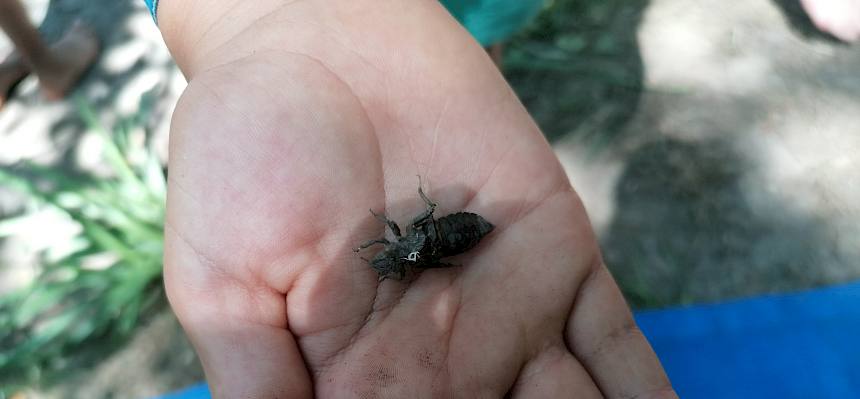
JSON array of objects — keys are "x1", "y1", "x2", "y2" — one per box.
[{"x1": 566, "y1": 264, "x2": 677, "y2": 399}]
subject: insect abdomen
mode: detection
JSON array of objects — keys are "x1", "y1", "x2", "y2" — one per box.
[{"x1": 435, "y1": 212, "x2": 494, "y2": 257}]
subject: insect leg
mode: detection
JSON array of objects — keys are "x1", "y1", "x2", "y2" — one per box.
[
  {"x1": 418, "y1": 184, "x2": 437, "y2": 209},
  {"x1": 354, "y1": 238, "x2": 390, "y2": 252},
  {"x1": 410, "y1": 186, "x2": 438, "y2": 227},
  {"x1": 369, "y1": 209, "x2": 402, "y2": 237}
]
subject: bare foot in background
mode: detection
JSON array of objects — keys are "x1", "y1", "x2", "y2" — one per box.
[
  {"x1": 37, "y1": 21, "x2": 100, "y2": 101},
  {"x1": 801, "y1": 0, "x2": 860, "y2": 42},
  {"x1": 0, "y1": 54, "x2": 29, "y2": 108}
]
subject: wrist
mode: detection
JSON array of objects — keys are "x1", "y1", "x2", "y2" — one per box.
[
  {"x1": 157, "y1": 0, "x2": 295, "y2": 76},
  {"x1": 155, "y1": 0, "x2": 470, "y2": 80}
]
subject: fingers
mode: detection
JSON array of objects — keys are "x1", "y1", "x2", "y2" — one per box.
[
  {"x1": 187, "y1": 323, "x2": 312, "y2": 399},
  {"x1": 164, "y1": 224, "x2": 313, "y2": 398},
  {"x1": 566, "y1": 265, "x2": 677, "y2": 399},
  {"x1": 510, "y1": 346, "x2": 602, "y2": 399}
]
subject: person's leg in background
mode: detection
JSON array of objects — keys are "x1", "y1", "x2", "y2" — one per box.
[{"x1": 0, "y1": 0, "x2": 99, "y2": 108}]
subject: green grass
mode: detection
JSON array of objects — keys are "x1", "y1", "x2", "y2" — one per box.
[{"x1": 0, "y1": 98, "x2": 166, "y2": 393}]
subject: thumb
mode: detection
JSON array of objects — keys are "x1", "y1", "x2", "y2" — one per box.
[{"x1": 164, "y1": 223, "x2": 313, "y2": 398}]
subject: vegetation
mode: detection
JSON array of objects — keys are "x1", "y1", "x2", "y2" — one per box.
[{"x1": 0, "y1": 99, "x2": 166, "y2": 393}]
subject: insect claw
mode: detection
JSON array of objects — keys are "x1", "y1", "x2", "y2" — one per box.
[
  {"x1": 357, "y1": 238, "x2": 390, "y2": 251},
  {"x1": 369, "y1": 209, "x2": 385, "y2": 224},
  {"x1": 416, "y1": 175, "x2": 434, "y2": 204},
  {"x1": 418, "y1": 187, "x2": 436, "y2": 208},
  {"x1": 369, "y1": 209, "x2": 402, "y2": 237}
]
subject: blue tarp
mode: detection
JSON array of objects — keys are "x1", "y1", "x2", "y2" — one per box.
[
  {"x1": 156, "y1": 281, "x2": 860, "y2": 398},
  {"x1": 636, "y1": 281, "x2": 860, "y2": 398}
]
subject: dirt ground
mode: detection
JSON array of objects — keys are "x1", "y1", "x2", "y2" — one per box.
[
  {"x1": 1, "y1": 0, "x2": 858, "y2": 397},
  {"x1": 551, "y1": 0, "x2": 860, "y2": 307}
]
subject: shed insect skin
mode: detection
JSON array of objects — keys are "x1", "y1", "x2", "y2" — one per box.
[{"x1": 355, "y1": 183, "x2": 494, "y2": 280}]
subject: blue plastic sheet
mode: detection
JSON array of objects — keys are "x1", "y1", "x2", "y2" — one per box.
[
  {"x1": 155, "y1": 281, "x2": 860, "y2": 399},
  {"x1": 635, "y1": 281, "x2": 860, "y2": 398},
  {"x1": 154, "y1": 383, "x2": 209, "y2": 399}
]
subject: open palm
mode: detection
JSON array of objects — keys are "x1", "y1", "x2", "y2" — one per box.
[{"x1": 161, "y1": 1, "x2": 673, "y2": 397}]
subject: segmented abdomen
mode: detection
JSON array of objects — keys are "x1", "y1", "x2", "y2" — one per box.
[{"x1": 435, "y1": 212, "x2": 494, "y2": 257}]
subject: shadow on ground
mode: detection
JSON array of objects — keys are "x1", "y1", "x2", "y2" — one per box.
[
  {"x1": 509, "y1": 0, "x2": 859, "y2": 309},
  {"x1": 601, "y1": 138, "x2": 849, "y2": 308}
]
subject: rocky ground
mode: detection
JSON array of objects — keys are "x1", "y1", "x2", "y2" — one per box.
[{"x1": 1, "y1": 0, "x2": 858, "y2": 397}]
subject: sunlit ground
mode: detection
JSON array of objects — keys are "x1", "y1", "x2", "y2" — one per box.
[
  {"x1": 554, "y1": 0, "x2": 860, "y2": 306},
  {"x1": 1, "y1": 0, "x2": 858, "y2": 396}
]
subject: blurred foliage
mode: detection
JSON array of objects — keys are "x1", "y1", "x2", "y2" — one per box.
[
  {"x1": 0, "y1": 98, "x2": 166, "y2": 393},
  {"x1": 505, "y1": 0, "x2": 647, "y2": 149}
]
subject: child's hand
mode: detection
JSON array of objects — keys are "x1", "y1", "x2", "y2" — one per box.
[{"x1": 160, "y1": 1, "x2": 675, "y2": 397}]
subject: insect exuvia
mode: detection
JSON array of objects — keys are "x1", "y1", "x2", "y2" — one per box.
[{"x1": 354, "y1": 180, "x2": 494, "y2": 280}]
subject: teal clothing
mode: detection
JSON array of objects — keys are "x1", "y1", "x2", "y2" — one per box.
[
  {"x1": 440, "y1": 0, "x2": 546, "y2": 46},
  {"x1": 144, "y1": 0, "x2": 158, "y2": 22},
  {"x1": 143, "y1": 0, "x2": 542, "y2": 44}
]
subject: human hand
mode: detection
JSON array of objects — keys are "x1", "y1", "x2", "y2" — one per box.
[
  {"x1": 160, "y1": 1, "x2": 675, "y2": 397},
  {"x1": 800, "y1": 0, "x2": 860, "y2": 42}
]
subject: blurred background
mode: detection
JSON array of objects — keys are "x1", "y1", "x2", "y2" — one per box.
[{"x1": 0, "y1": 0, "x2": 858, "y2": 397}]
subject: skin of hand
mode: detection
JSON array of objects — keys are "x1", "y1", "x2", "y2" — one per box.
[
  {"x1": 158, "y1": 0, "x2": 676, "y2": 397},
  {"x1": 800, "y1": 0, "x2": 860, "y2": 42}
]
